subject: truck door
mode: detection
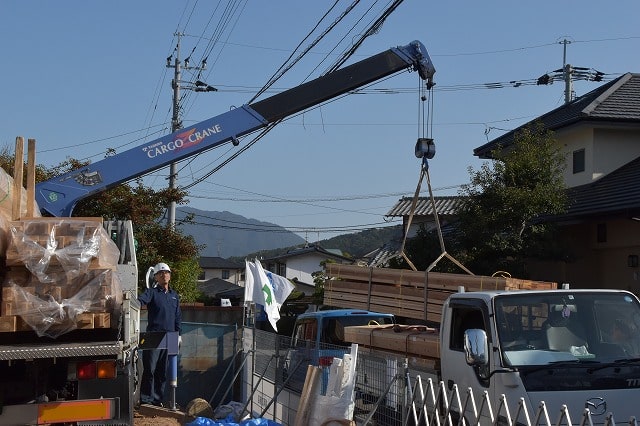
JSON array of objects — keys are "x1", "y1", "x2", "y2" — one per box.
[{"x1": 440, "y1": 301, "x2": 490, "y2": 404}]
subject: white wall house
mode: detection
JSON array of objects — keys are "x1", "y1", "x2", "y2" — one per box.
[
  {"x1": 198, "y1": 256, "x2": 244, "y2": 286},
  {"x1": 262, "y1": 244, "x2": 354, "y2": 292}
]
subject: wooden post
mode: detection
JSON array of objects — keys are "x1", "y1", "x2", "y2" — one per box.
[
  {"x1": 12, "y1": 137, "x2": 24, "y2": 220},
  {"x1": 294, "y1": 365, "x2": 321, "y2": 426},
  {"x1": 26, "y1": 139, "x2": 36, "y2": 217}
]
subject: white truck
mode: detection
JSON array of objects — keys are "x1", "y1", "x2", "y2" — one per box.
[
  {"x1": 0, "y1": 219, "x2": 141, "y2": 425},
  {"x1": 343, "y1": 287, "x2": 640, "y2": 425}
]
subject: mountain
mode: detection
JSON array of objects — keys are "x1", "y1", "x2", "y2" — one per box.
[
  {"x1": 176, "y1": 207, "x2": 305, "y2": 258},
  {"x1": 236, "y1": 225, "x2": 403, "y2": 262},
  {"x1": 177, "y1": 207, "x2": 402, "y2": 259}
]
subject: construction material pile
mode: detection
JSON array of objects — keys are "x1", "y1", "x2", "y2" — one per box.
[
  {"x1": 0, "y1": 217, "x2": 122, "y2": 338},
  {"x1": 324, "y1": 264, "x2": 557, "y2": 323}
]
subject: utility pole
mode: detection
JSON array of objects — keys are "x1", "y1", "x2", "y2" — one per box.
[
  {"x1": 165, "y1": 33, "x2": 215, "y2": 227},
  {"x1": 560, "y1": 38, "x2": 573, "y2": 104},
  {"x1": 167, "y1": 34, "x2": 182, "y2": 228},
  {"x1": 536, "y1": 38, "x2": 604, "y2": 102}
]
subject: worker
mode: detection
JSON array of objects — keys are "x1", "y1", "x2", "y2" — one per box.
[
  {"x1": 138, "y1": 262, "x2": 182, "y2": 407},
  {"x1": 612, "y1": 319, "x2": 639, "y2": 356}
]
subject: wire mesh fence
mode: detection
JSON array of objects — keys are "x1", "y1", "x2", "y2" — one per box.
[{"x1": 241, "y1": 328, "x2": 424, "y2": 425}]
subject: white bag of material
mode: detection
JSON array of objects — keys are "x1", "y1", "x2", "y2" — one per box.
[{"x1": 308, "y1": 344, "x2": 358, "y2": 426}]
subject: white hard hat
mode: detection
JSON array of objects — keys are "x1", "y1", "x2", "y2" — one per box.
[{"x1": 154, "y1": 262, "x2": 171, "y2": 274}]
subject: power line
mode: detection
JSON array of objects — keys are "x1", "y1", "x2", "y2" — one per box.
[{"x1": 182, "y1": 211, "x2": 402, "y2": 234}]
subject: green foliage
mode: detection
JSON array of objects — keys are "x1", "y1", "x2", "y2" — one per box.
[
  {"x1": 311, "y1": 259, "x2": 337, "y2": 305},
  {"x1": 234, "y1": 225, "x2": 403, "y2": 263},
  {"x1": 322, "y1": 227, "x2": 403, "y2": 257},
  {"x1": 311, "y1": 270, "x2": 326, "y2": 305},
  {"x1": 453, "y1": 122, "x2": 568, "y2": 276},
  {"x1": 389, "y1": 225, "x2": 461, "y2": 273},
  {"x1": 168, "y1": 257, "x2": 202, "y2": 303}
]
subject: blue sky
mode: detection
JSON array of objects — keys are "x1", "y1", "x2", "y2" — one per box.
[{"x1": 2, "y1": 1, "x2": 639, "y2": 242}]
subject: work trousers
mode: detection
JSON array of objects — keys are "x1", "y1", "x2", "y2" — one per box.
[{"x1": 141, "y1": 348, "x2": 168, "y2": 404}]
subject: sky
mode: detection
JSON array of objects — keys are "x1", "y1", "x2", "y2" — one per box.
[{"x1": 2, "y1": 1, "x2": 639, "y2": 243}]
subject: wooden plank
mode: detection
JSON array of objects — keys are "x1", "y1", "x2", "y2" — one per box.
[
  {"x1": 344, "y1": 325, "x2": 441, "y2": 359},
  {"x1": 325, "y1": 280, "x2": 430, "y2": 302},
  {"x1": 326, "y1": 279, "x2": 454, "y2": 303},
  {"x1": 12, "y1": 136, "x2": 24, "y2": 220},
  {"x1": 325, "y1": 264, "x2": 556, "y2": 292},
  {"x1": 323, "y1": 291, "x2": 442, "y2": 322},
  {"x1": 26, "y1": 138, "x2": 36, "y2": 218},
  {"x1": 0, "y1": 316, "x2": 18, "y2": 332}
]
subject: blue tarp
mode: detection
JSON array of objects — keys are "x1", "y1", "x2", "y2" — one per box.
[{"x1": 185, "y1": 415, "x2": 282, "y2": 426}]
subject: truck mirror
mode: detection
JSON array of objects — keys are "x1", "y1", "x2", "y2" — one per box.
[{"x1": 464, "y1": 328, "x2": 488, "y2": 367}]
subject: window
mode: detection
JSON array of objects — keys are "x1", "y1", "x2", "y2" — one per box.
[
  {"x1": 222, "y1": 270, "x2": 230, "y2": 280},
  {"x1": 573, "y1": 149, "x2": 585, "y2": 174},
  {"x1": 450, "y1": 306, "x2": 485, "y2": 351},
  {"x1": 293, "y1": 319, "x2": 318, "y2": 348}
]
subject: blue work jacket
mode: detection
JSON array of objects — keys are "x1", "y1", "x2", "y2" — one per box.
[{"x1": 138, "y1": 286, "x2": 182, "y2": 334}]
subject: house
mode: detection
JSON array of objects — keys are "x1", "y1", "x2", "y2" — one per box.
[
  {"x1": 479, "y1": 73, "x2": 640, "y2": 290},
  {"x1": 385, "y1": 195, "x2": 464, "y2": 240},
  {"x1": 198, "y1": 277, "x2": 245, "y2": 306},
  {"x1": 376, "y1": 196, "x2": 463, "y2": 268},
  {"x1": 262, "y1": 244, "x2": 354, "y2": 294},
  {"x1": 198, "y1": 256, "x2": 244, "y2": 285}
]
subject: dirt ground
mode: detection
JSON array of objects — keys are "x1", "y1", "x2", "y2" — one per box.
[
  {"x1": 134, "y1": 405, "x2": 191, "y2": 426},
  {"x1": 134, "y1": 414, "x2": 183, "y2": 426}
]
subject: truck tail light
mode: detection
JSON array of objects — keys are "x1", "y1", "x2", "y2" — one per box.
[
  {"x1": 77, "y1": 361, "x2": 97, "y2": 379},
  {"x1": 76, "y1": 361, "x2": 117, "y2": 380},
  {"x1": 97, "y1": 361, "x2": 117, "y2": 379}
]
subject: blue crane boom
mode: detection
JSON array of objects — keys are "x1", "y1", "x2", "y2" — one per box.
[{"x1": 35, "y1": 40, "x2": 435, "y2": 217}]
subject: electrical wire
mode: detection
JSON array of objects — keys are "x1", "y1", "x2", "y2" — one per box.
[{"x1": 248, "y1": 0, "x2": 348, "y2": 103}]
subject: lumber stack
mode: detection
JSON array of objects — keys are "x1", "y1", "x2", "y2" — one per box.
[
  {"x1": 343, "y1": 324, "x2": 440, "y2": 360},
  {"x1": 0, "y1": 137, "x2": 121, "y2": 337},
  {"x1": 0, "y1": 217, "x2": 122, "y2": 336},
  {"x1": 324, "y1": 264, "x2": 557, "y2": 323}
]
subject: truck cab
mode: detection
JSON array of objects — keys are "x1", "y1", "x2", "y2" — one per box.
[{"x1": 441, "y1": 289, "x2": 640, "y2": 424}]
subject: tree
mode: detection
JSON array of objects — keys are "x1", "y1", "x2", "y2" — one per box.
[
  {"x1": 389, "y1": 224, "x2": 460, "y2": 273},
  {"x1": 452, "y1": 122, "x2": 568, "y2": 276},
  {"x1": 0, "y1": 148, "x2": 203, "y2": 302}
]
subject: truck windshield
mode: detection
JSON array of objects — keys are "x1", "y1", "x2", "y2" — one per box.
[{"x1": 494, "y1": 292, "x2": 640, "y2": 367}]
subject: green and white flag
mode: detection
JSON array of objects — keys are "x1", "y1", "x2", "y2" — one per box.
[{"x1": 245, "y1": 259, "x2": 281, "y2": 331}]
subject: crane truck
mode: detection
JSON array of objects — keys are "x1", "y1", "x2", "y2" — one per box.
[{"x1": 0, "y1": 40, "x2": 436, "y2": 425}]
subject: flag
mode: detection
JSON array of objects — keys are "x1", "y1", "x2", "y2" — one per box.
[
  {"x1": 264, "y1": 269, "x2": 295, "y2": 308},
  {"x1": 244, "y1": 259, "x2": 281, "y2": 331},
  {"x1": 244, "y1": 259, "x2": 262, "y2": 303}
]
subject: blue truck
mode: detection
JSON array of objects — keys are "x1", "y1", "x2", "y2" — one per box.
[{"x1": 285, "y1": 309, "x2": 395, "y2": 394}]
